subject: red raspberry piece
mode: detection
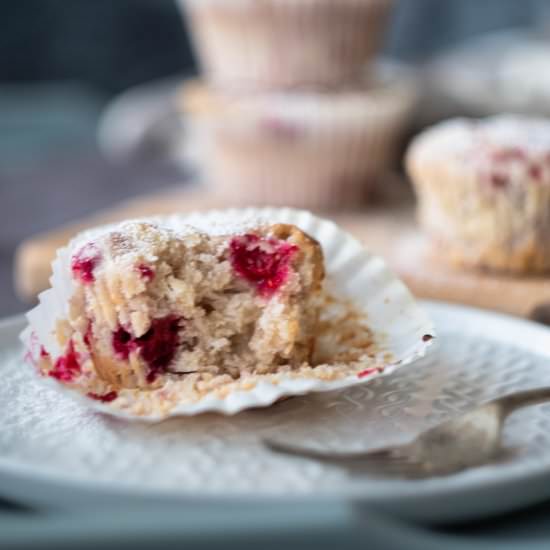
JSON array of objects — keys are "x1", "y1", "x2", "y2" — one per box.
[
  {"x1": 71, "y1": 243, "x2": 102, "y2": 284},
  {"x1": 490, "y1": 172, "x2": 509, "y2": 189},
  {"x1": 136, "y1": 316, "x2": 182, "y2": 379},
  {"x1": 529, "y1": 164, "x2": 542, "y2": 181},
  {"x1": 112, "y1": 316, "x2": 183, "y2": 383},
  {"x1": 112, "y1": 327, "x2": 134, "y2": 360},
  {"x1": 137, "y1": 264, "x2": 155, "y2": 281},
  {"x1": 50, "y1": 341, "x2": 81, "y2": 382},
  {"x1": 229, "y1": 234, "x2": 298, "y2": 297},
  {"x1": 87, "y1": 391, "x2": 118, "y2": 403},
  {"x1": 357, "y1": 367, "x2": 383, "y2": 379},
  {"x1": 491, "y1": 147, "x2": 527, "y2": 163}
]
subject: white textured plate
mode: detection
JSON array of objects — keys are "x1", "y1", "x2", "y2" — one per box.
[
  {"x1": 23, "y1": 208, "x2": 434, "y2": 419},
  {"x1": 4, "y1": 301, "x2": 550, "y2": 522}
]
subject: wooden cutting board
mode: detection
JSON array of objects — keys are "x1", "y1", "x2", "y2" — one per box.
[{"x1": 15, "y1": 183, "x2": 550, "y2": 323}]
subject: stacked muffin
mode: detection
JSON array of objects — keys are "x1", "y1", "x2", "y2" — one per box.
[{"x1": 177, "y1": 0, "x2": 416, "y2": 209}]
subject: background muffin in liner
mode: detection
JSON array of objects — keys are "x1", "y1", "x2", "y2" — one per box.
[
  {"x1": 179, "y1": 66, "x2": 417, "y2": 210},
  {"x1": 407, "y1": 116, "x2": 550, "y2": 275},
  {"x1": 21, "y1": 208, "x2": 434, "y2": 421},
  {"x1": 178, "y1": 0, "x2": 393, "y2": 91}
]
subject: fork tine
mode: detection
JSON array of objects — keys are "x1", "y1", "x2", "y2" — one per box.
[
  {"x1": 263, "y1": 438, "x2": 411, "y2": 464},
  {"x1": 263, "y1": 439, "x2": 428, "y2": 478},
  {"x1": 356, "y1": 463, "x2": 429, "y2": 479},
  {"x1": 263, "y1": 439, "x2": 427, "y2": 479}
]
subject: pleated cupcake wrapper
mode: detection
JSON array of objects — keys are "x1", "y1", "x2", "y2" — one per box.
[
  {"x1": 209, "y1": 115, "x2": 409, "y2": 208},
  {"x1": 187, "y1": 87, "x2": 415, "y2": 209},
  {"x1": 409, "y1": 160, "x2": 550, "y2": 274},
  {"x1": 180, "y1": 0, "x2": 393, "y2": 90},
  {"x1": 22, "y1": 208, "x2": 434, "y2": 420},
  {"x1": 22, "y1": 240, "x2": 75, "y2": 360}
]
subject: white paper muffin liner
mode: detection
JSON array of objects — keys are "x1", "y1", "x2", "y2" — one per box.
[
  {"x1": 181, "y1": 66, "x2": 417, "y2": 209},
  {"x1": 21, "y1": 208, "x2": 434, "y2": 420},
  {"x1": 179, "y1": 0, "x2": 393, "y2": 91}
]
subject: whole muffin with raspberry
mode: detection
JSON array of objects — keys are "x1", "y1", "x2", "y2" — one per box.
[{"x1": 406, "y1": 116, "x2": 550, "y2": 274}]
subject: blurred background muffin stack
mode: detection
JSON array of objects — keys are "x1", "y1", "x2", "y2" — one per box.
[
  {"x1": 8, "y1": 1, "x2": 550, "y2": 321},
  {"x1": 176, "y1": 0, "x2": 417, "y2": 209}
]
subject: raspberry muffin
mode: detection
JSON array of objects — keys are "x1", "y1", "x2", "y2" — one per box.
[
  {"x1": 180, "y1": 70, "x2": 416, "y2": 209},
  {"x1": 28, "y1": 220, "x2": 324, "y2": 403},
  {"x1": 406, "y1": 116, "x2": 550, "y2": 274},
  {"x1": 179, "y1": 0, "x2": 393, "y2": 90}
]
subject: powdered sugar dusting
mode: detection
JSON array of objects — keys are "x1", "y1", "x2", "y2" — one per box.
[
  {"x1": 412, "y1": 116, "x2": 550, "y2": 160},
  {"x1": 164, "y1": 212, "x2": 270, "y2": 237},
  {"x1": 410, "y1": 115, "x2": 550, "y2": 186}
]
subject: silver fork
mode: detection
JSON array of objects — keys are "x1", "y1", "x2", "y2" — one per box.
[{"x1": 263, "y1": 387, "x2": 550, "y2": 479}]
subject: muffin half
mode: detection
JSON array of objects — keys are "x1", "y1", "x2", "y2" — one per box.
[{"x1": 29, "y1": 220, "x2": 324, "y2": 400}]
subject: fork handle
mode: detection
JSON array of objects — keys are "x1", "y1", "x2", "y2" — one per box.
[{"x1": 497, "y1": 387, "x2": 550, "y2": 417}]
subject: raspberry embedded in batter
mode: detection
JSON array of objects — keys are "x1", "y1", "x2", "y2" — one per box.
[
  {"x1": 71, "y1": 243, "x2": 102, "y2": 283},
  {"x1": 49, "y1": 341, "x2": 81, "y2": 382},
  {"x1": 112, "y1": 327, "x2": 134, "y2": 360},
  {"x1": 137, "y1": 264, "x2": 155, "y2": 281},
  {"x1": 112, "y1": 316, "x2": 183, "y2": 382},
  {"x1": 490, "y1": 172, "x2": 509, "y2": 189},
  {"x1": 260, "y1": 116, "x2": 301, "y2": 141},
  {"x1": 529, "y1": 164, "x2": 543, "y2": 181},
  {"x1": 357, "y1": 367, "x2": 383, "y2": 379},
  {"x1": 136, "y1": 316, "x2": 182, "y2": 373},
  {"x1": 490, "y1": 147, "x2": 527, "y2": 163},
  {"x1": 87, "y1": 391, "x2": 119, "y2": 403},
  {"x1": 230, "y1": 234, "x2": 298, "y2": 297}
]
